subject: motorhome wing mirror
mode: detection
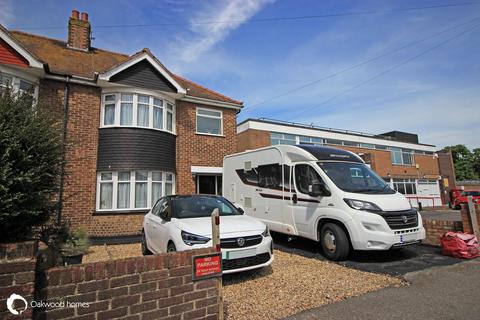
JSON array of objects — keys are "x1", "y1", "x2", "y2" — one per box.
[
  {"x1": 236, "y1": 205, "x2": 245, "y2": 214},
  {"x1": 308, "y1": 182, "x2": 330, "y2": 197}
]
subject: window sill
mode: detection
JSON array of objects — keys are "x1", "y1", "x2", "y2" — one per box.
[
  {"x1": 93, "y1": 209, "x2": 150, "y2": 216},
  {"x1": 99, "y1": 125, "x2": 177, "y2": 136},
  {"x1": 391, "y1": 164, "x2": 416, "y2": 167},
  {"x1": 195, "y1": 132, "x2": 225, "y2": 138}
]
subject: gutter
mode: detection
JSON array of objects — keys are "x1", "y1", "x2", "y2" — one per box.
[
  {"x1": 57, "y1": 76, "x2": 70, "y2": 224},
  {"x1": 44, "y1": 73, "x2": 97, "y2": 87}
]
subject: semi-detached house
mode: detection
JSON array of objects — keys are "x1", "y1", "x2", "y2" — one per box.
[{"x1": 0, "y1": 11, "x2": 242, "y2": 242}]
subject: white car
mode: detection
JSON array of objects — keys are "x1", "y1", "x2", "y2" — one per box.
[{"x1": 141, "y1": 195, "x2": 274, "y2": 274}]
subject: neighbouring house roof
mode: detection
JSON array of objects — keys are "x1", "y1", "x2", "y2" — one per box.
[{"x1": 9, "y1": 30, "x2": 242, "y2": 105}]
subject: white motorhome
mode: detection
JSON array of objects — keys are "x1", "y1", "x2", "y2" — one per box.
[{"x1": 223, "y1": 145, "x2": 426, "y2": 260}]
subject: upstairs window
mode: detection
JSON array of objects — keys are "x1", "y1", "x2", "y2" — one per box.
[
  {"x1": 391, "y1": 147, "x2": 414, "y2": 165},
  {"x1": 0, "y1": 71, "x2": 38, "y2": 101},
  {"x1": 271, "y1": 132, "x2": 296, "y2": 145},
  {"x1": 101, "y1": 92, "x2": 176, "y2": 133},
  {"x1": 196, "y1": 107, "x2": 223, "y2": 135}
]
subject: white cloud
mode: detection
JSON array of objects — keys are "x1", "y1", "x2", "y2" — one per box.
[
  {"x1": 173, "y1": 0, "x2": 275, "y2": 62},
  {"x1": 0, "y1": 0, "x2": 14, "y2": 26}
]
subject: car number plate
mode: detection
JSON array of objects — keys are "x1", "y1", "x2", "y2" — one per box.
[
  {"x1": 223, "y1": 248, "x2": 256, "y2": 260},
  {"x1": 399, "y1": 233, "x2": 417, "y2": 243}
]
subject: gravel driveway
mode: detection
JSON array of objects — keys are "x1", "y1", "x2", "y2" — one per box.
[{"x1": 85, "y1": 244, "x2": 403, "y2": 320}]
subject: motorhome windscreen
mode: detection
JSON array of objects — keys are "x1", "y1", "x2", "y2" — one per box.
[
  {"x1": 172, "y1": 196, "x2": 241, "y2": 219},
  {"x1": 317, "y1": 162, "x2": 395, "y2": 194}
]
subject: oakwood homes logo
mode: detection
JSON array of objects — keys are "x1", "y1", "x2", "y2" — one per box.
[
  {"x1": 6, "y1": 294, "x2": 28, "y2": 315},
  {"x1": 6, "y1": 293, "x2": 90, "y2": 315}
]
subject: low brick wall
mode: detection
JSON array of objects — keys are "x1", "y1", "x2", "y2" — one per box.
[
  {"x1": 423, "y1": 220, "x2": 463, "y2": 245},
  {"x1": 0, "y1": 243, "x2": 220, "y2": 320},
  {"x1": 0, "y1": 242, "x2": 37, "y2": 320},
  {"x1": 461, "y1": 203, "x2": 480, "y2": 234}
]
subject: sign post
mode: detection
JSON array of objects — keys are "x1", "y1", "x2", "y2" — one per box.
[
  {"x1": 210, "y1": 208, "x2": 223, "y2": 320},
  {"x1": 467, "y1": 196, "x2": 479, "y2": 238}
]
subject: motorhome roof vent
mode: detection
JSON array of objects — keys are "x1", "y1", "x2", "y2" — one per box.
[{"x1": 244, "y1": 161, "x2": 252, "y2": 171}]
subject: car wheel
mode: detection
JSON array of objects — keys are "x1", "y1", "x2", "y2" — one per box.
[
  {"x1": 141, "y1": 230, "x2": 152, "y2": 256},
  {"x1": 167, "y1": 242, "x2": 177, "y2": 253},
  {"x1": 320, "y1": 223, "x2": 350, "y2": 261}
]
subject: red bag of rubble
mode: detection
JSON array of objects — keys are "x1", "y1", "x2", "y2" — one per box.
[{"x1": 440, "y1": 232, "x2": 480, "y2": 259}]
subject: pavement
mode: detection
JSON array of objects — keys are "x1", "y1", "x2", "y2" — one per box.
[
  {"x1": 283, "y1": 258, "x2": 480, "y2": 320},
  {"x1": 273, "y1": 233, "x2": 463, "y2": 276},
  {"x1": 420, "y1": 209, "x2": 462, "y2": 221}
]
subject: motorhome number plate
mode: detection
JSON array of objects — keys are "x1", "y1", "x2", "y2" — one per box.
[
  {"x1": 223, "y1": 248, "x2": 256, "y2": 260},
  {"x1": 399, "y1": 233, "x2": 417, "y2": 243}
]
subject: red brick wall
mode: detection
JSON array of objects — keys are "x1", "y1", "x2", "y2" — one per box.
[
  {"x1": 461, "y1": 204, "x2": 480, "y2": 234},
  {"x1": 36, "y1": 248, "x2": 220, "y2": 319},
  {"x1": 423, "y1": 220, "x2": 463, "y2": 245},
  {"x1": 176, "y1": 101, "x2": 237, "y2": 194},
  {"x1": 38, "y1": 79, "x2": 100, "y2": 235},
  {"x1": 0, "y1": 242, "x2": 37, "y2": 320}
]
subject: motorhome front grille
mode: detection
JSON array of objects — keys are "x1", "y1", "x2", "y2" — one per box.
[
  {"x1": 220, "y1": 235, "x2": 263, "y2": 249},
  {"x1": 381, "y1": 211, "x2": 418, "y2": 230},
  {"x1": 222, "y1": 253, "x2": 271, "y2": 271}
]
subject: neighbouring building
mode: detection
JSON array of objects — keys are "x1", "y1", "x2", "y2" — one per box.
[
  {"x1": 0, "y1": 10, "x2": 242, "y2": 242},
  {"x1": 237, "y1": 118, "x2": 444, "y2": 208}
]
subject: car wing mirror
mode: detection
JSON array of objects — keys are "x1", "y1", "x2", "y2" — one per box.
[{"x1": 236, "y1": 205, "x2": 245, "y2": 214}]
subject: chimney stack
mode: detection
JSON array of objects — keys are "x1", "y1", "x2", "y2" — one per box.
[{"x1": 68, "y1": 9, "x2": 91, "y2": 51}]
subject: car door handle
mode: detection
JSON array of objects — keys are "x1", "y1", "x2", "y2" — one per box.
[{"x1": 292, "y1": 193, "x2": 298, "y2": 204}]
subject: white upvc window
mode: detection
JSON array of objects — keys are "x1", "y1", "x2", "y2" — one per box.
[
  {"x1": 0, "y1": 71, "x2": 38, "y2": 101},
  {"x1": 100, "y1": 91, "x2": 176, "y2": 134},
  {"x1": 391, "y1": 147, "x2": 415, "y2": 165},
  {"x1": 96, "y1": 170, "x2": 175, "y2": 211},
  {"x1": 196, "y1": 107, "x2": 223, "y2": 136}
]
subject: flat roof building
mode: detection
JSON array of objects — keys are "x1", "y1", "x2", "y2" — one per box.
[{"x1": 237, "y1": 118, "x2": 443, "y2": 208}]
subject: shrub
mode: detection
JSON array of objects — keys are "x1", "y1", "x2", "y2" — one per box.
[{"x1": 0, "y1": 88, "x2": 63, "y2": 242}]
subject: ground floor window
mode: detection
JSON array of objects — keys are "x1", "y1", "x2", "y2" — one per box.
[
  {"x1": 196, "y1": 175, "x2": 222, "y2": 195},
  {"x1": 392, "y1": 178, "x2": 417, "y2": 195},
  {"x1": 97, "y1": 170, "x2": 175, "y2": 211}
]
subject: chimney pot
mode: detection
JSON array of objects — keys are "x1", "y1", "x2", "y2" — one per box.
[
  {"x1": 80, "y1": 12, "x2": 89, "y2": 21},
  {"x1": 68, "y1": 10, "x2": 91, "y2": 50}
]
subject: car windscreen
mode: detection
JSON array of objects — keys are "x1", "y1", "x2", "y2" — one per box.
[
  {"x1": 172, "y1": 196, "x2": 241, "y2": 219},
  {"x1": 317, "y1": 161, "x2": 394, "y2": 194}
]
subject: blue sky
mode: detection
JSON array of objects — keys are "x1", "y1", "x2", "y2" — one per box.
[{"x1": 2, "y1": 0, "x2": 479, "y2": 149}]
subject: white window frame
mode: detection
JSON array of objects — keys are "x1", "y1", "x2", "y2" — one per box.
[
  {"x1": 391, "y1": 147, "x2": 415, "y2": 166},
  {"x1": 96, "y1": 170, "x2": 176, "y2": 212},
  {"x1": 196, "y1": 107, "x2": 223, "y2": 136},
  {"x1": 100, "y1": 89, "x2": 176, "y2": 134},
  {"x1": 0, "y1": 67, "x2": 39, "y2": 102}
]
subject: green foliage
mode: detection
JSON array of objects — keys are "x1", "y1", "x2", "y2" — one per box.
[
  {"x1": 0, "y1": 88, "x2": 63, "y2": 242},
  {"x1": 61, "y1": 228, "x2": 90, "y2": 256},
  {"x1": 443, "y1": 144, "x2": 480, "y2": 181}
]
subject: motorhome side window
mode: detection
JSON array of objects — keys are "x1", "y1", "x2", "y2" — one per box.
[
  {"x1": 295, "y1": 164, "x2": 322, "y2": 194},
  {"x1": 258, "y1": 164, "x2": 282, "y2": 189}
]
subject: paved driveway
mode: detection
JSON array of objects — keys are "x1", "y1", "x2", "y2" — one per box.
[
  {"x1": 283, "y1": 259, "x2": 480, "y2": 320},
  {"x1": 272, "y1": 232, "x2": 463, "y2": 276}
]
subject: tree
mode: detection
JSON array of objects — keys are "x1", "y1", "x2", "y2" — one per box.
[
  {"x1": 0, "y1": 88, "x2": 63, "y2": 242},
  {"x1": 443, "y1": 144, "x2": 478, "y2": 181}
]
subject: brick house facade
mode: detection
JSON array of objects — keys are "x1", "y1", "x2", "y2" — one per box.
[
  {"x1": 237, "y1": 119, "x2": 446, "y2": 208},
  {"x1": 0, "y1": 11, "x2": 242, "y2": 241}
]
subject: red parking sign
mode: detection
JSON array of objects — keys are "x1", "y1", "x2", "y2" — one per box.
[{"x1": 192, "y1": 253, "x2": 222, "y2": 281}]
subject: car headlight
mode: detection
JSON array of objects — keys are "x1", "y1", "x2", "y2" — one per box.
[
  {"x1": 344, "y1": 199, "x2": 382, "y2": 212},
  {"x1": 262, "y1": 226, "x2": 270, "y2": 237},
  {"x1": 181, "y1": 231, "x2": 211, "y2": 246}
]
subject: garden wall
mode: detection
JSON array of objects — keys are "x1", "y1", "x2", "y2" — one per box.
[
  {"x1": 0, "y1": 243, "x2": 220, "y2": 320},
  {"x1": 461, "y1": 203, "x2": 480, "y2": 234},
  {"x1": 0, "y1": 241, "x2": 37, "y2": 320},
  {"x1": 423, "y1": 220, "x2": 463, "y2": 245}
]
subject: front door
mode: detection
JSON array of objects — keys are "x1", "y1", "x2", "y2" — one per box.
[
  {"x1": 197, "y1": 175, "x2": 222, "y2": 195},
  {"x1": 291, "y1": 163, "x2": 328, "y2": 239}
]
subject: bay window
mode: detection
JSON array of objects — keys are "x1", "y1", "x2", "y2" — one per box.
[
  {"x1": 96, "y1": 170, "x2": 175, "y2": 211},
  {"x1": 101, "y1": 92, "x2": 175, "y2": 133},
  {"x1": 196, "y1": 107, "x2": 223, "y2": 135}
]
